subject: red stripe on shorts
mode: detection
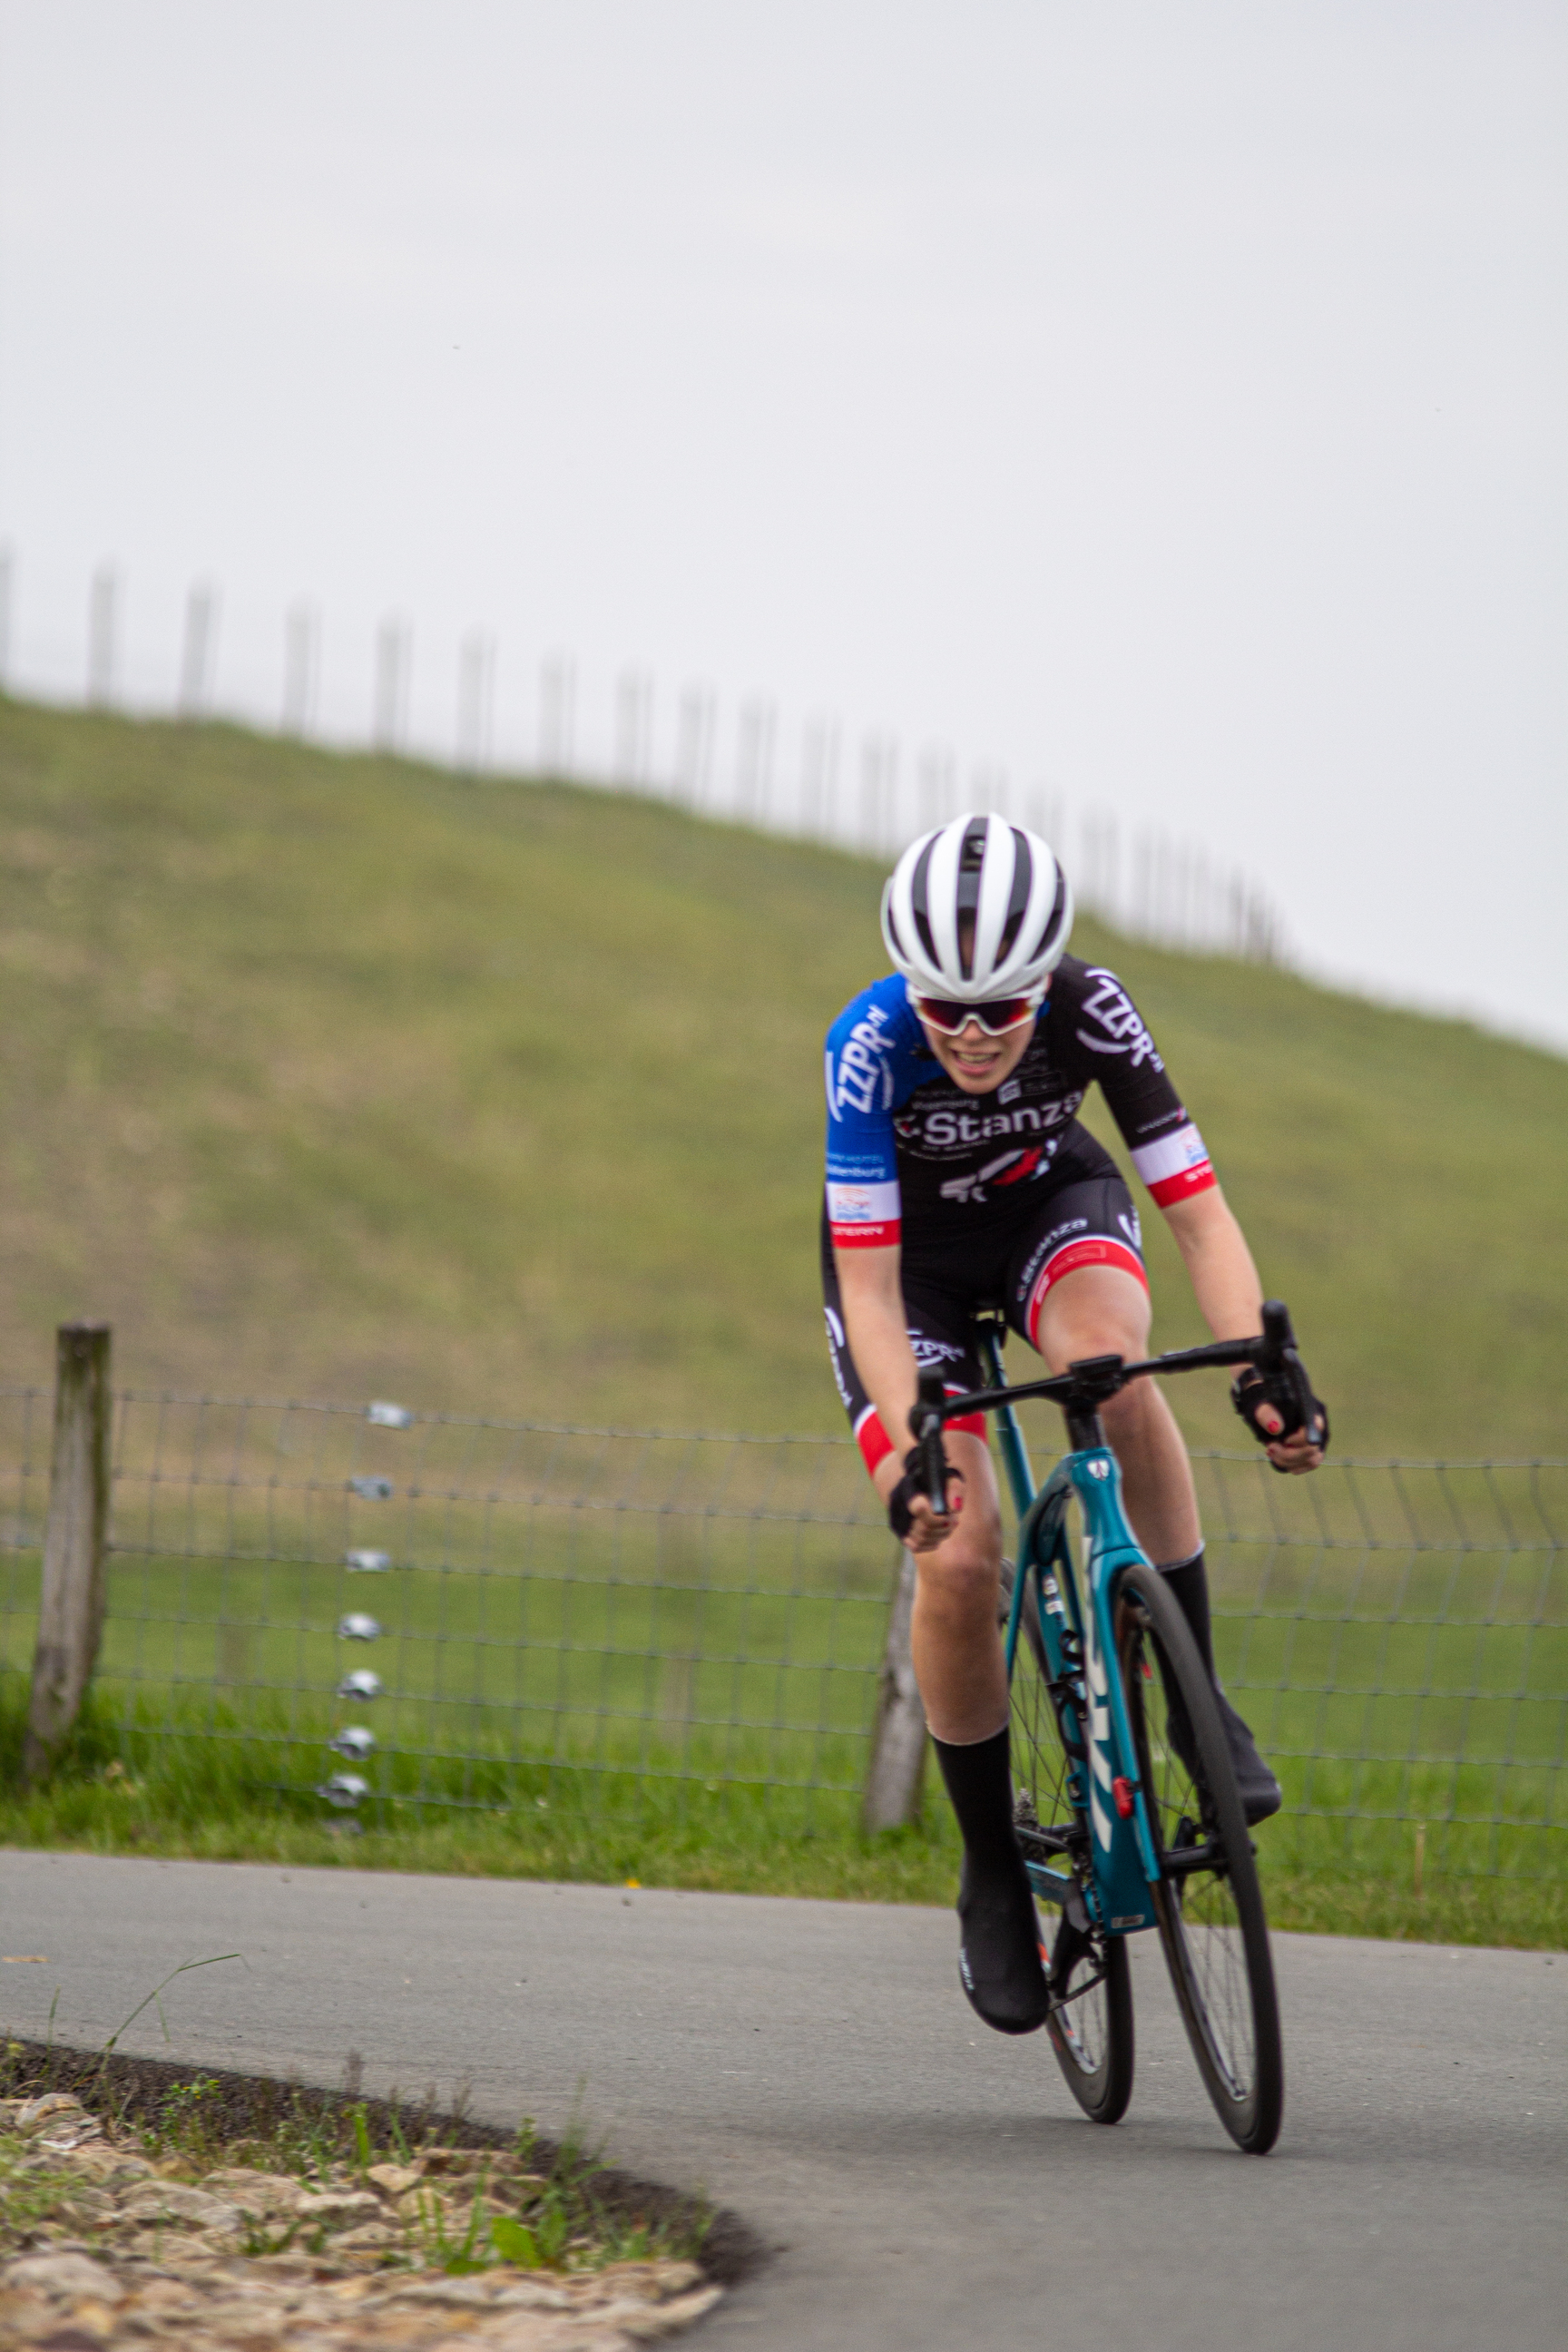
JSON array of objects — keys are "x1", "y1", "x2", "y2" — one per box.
[
  {"x1": 1025, "y1": 1236, "x2": 1148, "y2": 1349},
  {"x1": 856, "y1": 1402, "x2": 986, "y2": 1477}
]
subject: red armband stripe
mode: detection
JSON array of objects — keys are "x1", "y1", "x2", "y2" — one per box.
[
  {"x1": 1146, "y1": 1161, "x2": 1216, "y2": 1208},
  {"x1": 830, "y1": 1219, "x2": 902, "y2": 1250}
]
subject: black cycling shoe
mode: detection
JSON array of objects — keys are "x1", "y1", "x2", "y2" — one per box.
[
  {"x1": 956, "y1": 1855, "x2": 1053, "y2": 2036},
  {"x1": 1163, "y1": 1680, "x2": 1282, "y2": 1826}
]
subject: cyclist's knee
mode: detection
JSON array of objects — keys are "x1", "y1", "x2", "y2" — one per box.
[
  {"x1": 915, "y1": 1487, "x2": 1000, "y2": 1587},
  {"x1": 1100, "y1": 1377, "x2": 1158, "y2": 1438}
]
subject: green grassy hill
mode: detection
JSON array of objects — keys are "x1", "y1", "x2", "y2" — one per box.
[{"x1": 2, "y1": 695, "x2": 1563, "y2": 1458}]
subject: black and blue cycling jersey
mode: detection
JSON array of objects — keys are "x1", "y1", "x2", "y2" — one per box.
[
  {"x1": 823, "y1": 955, "x2": 1215, "y2": 1252},
  {"x1": 820, "y1": 956, "x2": 1220, "y2": 1472}
]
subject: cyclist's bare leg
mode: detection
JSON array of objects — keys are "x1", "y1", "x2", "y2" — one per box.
[
  {"x1": 870, "y1": 1429, "x2": 1004, "y2": 1743},
  {"x1": 875, "y1": 1427, "x2": 1049, "y2": 2033},
  {"x1": 1030, "y1": 1262, "x2": 1200, "y2": 1562}
]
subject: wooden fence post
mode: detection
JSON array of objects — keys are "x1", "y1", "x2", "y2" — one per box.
[
  {"x1": 862, "y1": 1553, "x2": 926, "y2": 1830},
  {"x1": 23, "y1": 1322, "x2": 112, "y2": 1783}
]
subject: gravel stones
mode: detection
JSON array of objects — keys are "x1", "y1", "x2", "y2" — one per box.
[
  {"x1": 0, "y1": 2096, "x2": 722, "y2": 2350},
  {"x1": 119, "y1": 2181, "x2": 244, "y2": 2230},
  {"x1": 0, "y1": 2249, "x2": 721, "y2": 2348}
]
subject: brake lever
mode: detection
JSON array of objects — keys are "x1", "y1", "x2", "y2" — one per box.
[{"x1": 1250, "y1": 1298, "x2": 1318, "y2": 1448}]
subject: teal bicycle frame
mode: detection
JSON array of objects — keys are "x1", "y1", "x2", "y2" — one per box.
[{"x1": 978, "y1": 1320, "x2": 1160, "y2": 1940}]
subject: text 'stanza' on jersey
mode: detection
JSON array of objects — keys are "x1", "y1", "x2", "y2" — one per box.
[{"x1": 823, "y1": 957, "x2": 1216, "y2": 1251}]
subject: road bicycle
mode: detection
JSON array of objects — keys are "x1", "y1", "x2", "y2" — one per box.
[{"x1": 911, "y1": 1301, "x2": 1311, "y2": 2155}]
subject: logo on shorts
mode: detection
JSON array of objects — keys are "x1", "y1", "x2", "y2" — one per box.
[
  {"x1": 1020, "y1": 1218, "x2": 1087, "y2": 1289},
  {"x1": 1118, "y1": 1210, "x2": 1142, "y2": 1250},
  {"x1": 822, "y1": 1307, "x2": 852, "y2": 1406},
  {"x1": 909, "y1": 1335, "x2": 965, "y2": 1368}
]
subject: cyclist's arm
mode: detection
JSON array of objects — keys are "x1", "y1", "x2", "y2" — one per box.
[
  {"x1": 833, "y1": 1242, "x2": 957, "y2": 1545},
  {"x1": 1161, "y1": 1188, "x2": 1323, "y2": 1471},
  {"x1": 1161, "y1": 1185, "x2": 1264, "y2": 1340}
]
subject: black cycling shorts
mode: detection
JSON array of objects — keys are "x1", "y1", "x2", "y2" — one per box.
[{"x1": 820, "y1": 1175, "x2": 1146, "y2": 1475}]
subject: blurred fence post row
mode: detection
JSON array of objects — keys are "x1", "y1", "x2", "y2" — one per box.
[
  {"x1": 0, "y1": 1334, "x2": 1562, "y2": 1877},
  {"x1": 0, "y1": 544, "x2": 1285, "y2": 964}
]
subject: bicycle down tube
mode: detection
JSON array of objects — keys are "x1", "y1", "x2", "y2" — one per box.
[{"x1": 976, "y1": 1320, "x2": 1159, "y2": 1937}]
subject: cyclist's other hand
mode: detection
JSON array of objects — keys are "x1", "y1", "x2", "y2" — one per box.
[
  {"x1": 1232, "y1": 1367, "x2": 1329, "y2": 1475},
  {"x1": 1264, "y1": 1424, "x2": 1326, "y2": 1476}
]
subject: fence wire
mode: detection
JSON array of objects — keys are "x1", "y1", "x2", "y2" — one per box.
[{"x1": 0, "y1": 1387, "x2": 1563, "y2": 1877}]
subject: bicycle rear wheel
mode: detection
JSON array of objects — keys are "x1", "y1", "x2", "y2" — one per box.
[
  {"x1": 1113, "y1": 1560, "x2": 1284, "y2": 2154},
  {"x1": 1004, "y1": 1558, "x2": 1134, "y2": 2125}
]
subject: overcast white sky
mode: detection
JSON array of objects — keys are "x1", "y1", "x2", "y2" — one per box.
[{"x1": 2, "y1": 2, "x2": 1563, "y2": 1047}]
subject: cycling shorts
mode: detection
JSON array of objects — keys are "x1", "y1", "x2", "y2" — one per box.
[{"x1": 820, "y1": 1173, "x2": 1147, "y2": 1475}]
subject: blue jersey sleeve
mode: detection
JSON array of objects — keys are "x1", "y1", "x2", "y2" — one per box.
[{"x1": 822, "y1": 976, "x2": 934, "y2": 1248}]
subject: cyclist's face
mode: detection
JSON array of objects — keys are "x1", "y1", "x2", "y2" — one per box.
[{"x1": 917, "y1": 1007, "x2": 1038, "y2": 1094}]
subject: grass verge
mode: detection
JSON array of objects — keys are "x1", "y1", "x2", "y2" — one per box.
[{"x1": 1, "y1": 1765, "x2": 1561, "y2": 1952}]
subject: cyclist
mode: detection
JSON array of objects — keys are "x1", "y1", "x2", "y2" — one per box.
[{"x1": 823, "y1": 814, "x2": 1328, "y2": 2036}]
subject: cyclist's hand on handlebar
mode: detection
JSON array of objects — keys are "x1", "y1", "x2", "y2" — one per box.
[
  {"x1": 1263, "y1": 1421, "x2": 1326, "y2": 1475},
  {"x1": 1232, "y1": 1363, "x2": 1329, "y2": 1475},
  {"x1": 887, "y1": 1449, "x2": 965, "y2": 1551}
]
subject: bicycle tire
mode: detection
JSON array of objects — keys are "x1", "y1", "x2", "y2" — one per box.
[
  {"x1": 1004, "y1": 1557, "x2": 1134, "y2": 2125},
  {"x1": 1113, "y1": 1559, "x2": 1284, "y2": 2154}
]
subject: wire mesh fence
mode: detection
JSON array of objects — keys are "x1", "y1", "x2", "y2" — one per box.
[{"x1": 1, "y1": 1384, "x2": 1563, "y2": 1878}]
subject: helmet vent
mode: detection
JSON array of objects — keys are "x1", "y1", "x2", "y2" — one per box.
[
  {"x1": 956, "y1": 818, "x2": 989, "y2": 978},
  {"x1": 996, "y1": 828, "x2": 1034, "y2": 963},
  {"x1": 908, "y1": 835, "x2": 939, "y2": 967}
]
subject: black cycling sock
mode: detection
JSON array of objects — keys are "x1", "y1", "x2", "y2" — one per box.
[
  {"x1": 1158, "y1": 1547, "x2": 1213, "y2": 1674},
  {"x1": 932, "y1": 1725, "x2": 1050, "y2": 2036},
  {"x1": 932, "y1": 1720, "x2": 1018, "y2": 1868}
]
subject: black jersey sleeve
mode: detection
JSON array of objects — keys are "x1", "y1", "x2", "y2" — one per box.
[{"x1": 1053, "y1": 960, "x2": 1219, "y2": 1208}]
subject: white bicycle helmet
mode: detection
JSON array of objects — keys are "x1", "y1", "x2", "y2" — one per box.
[{"x1": 880, "y1": 813, "x2": 1073, "y2": 1002}]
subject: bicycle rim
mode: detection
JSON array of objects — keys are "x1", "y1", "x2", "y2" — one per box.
[
  {"x1": 1004, "y1": 1559, "x2": 1134, "y2": 2125},
  {"x1": 1115, "y1": 1560, "x2": 1283, "y2": 2153}
]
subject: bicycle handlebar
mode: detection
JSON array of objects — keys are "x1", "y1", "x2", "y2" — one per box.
[{"x1": 906, "y1": 1298, "x2": 1308, "y2": 1510}]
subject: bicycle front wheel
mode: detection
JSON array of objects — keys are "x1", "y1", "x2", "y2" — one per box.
[
  {"x1": 1114, "y1": 1560, "x2": 1283, "y2": 2153},
  {"x1": 1004, "y1": 1558, "x2": 1134, "y2": 2126}
]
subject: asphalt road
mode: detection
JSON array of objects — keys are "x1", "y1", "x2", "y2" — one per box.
[{"x1": 1, "y1": 1852, "x2": 1561, "y2": 2351}]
